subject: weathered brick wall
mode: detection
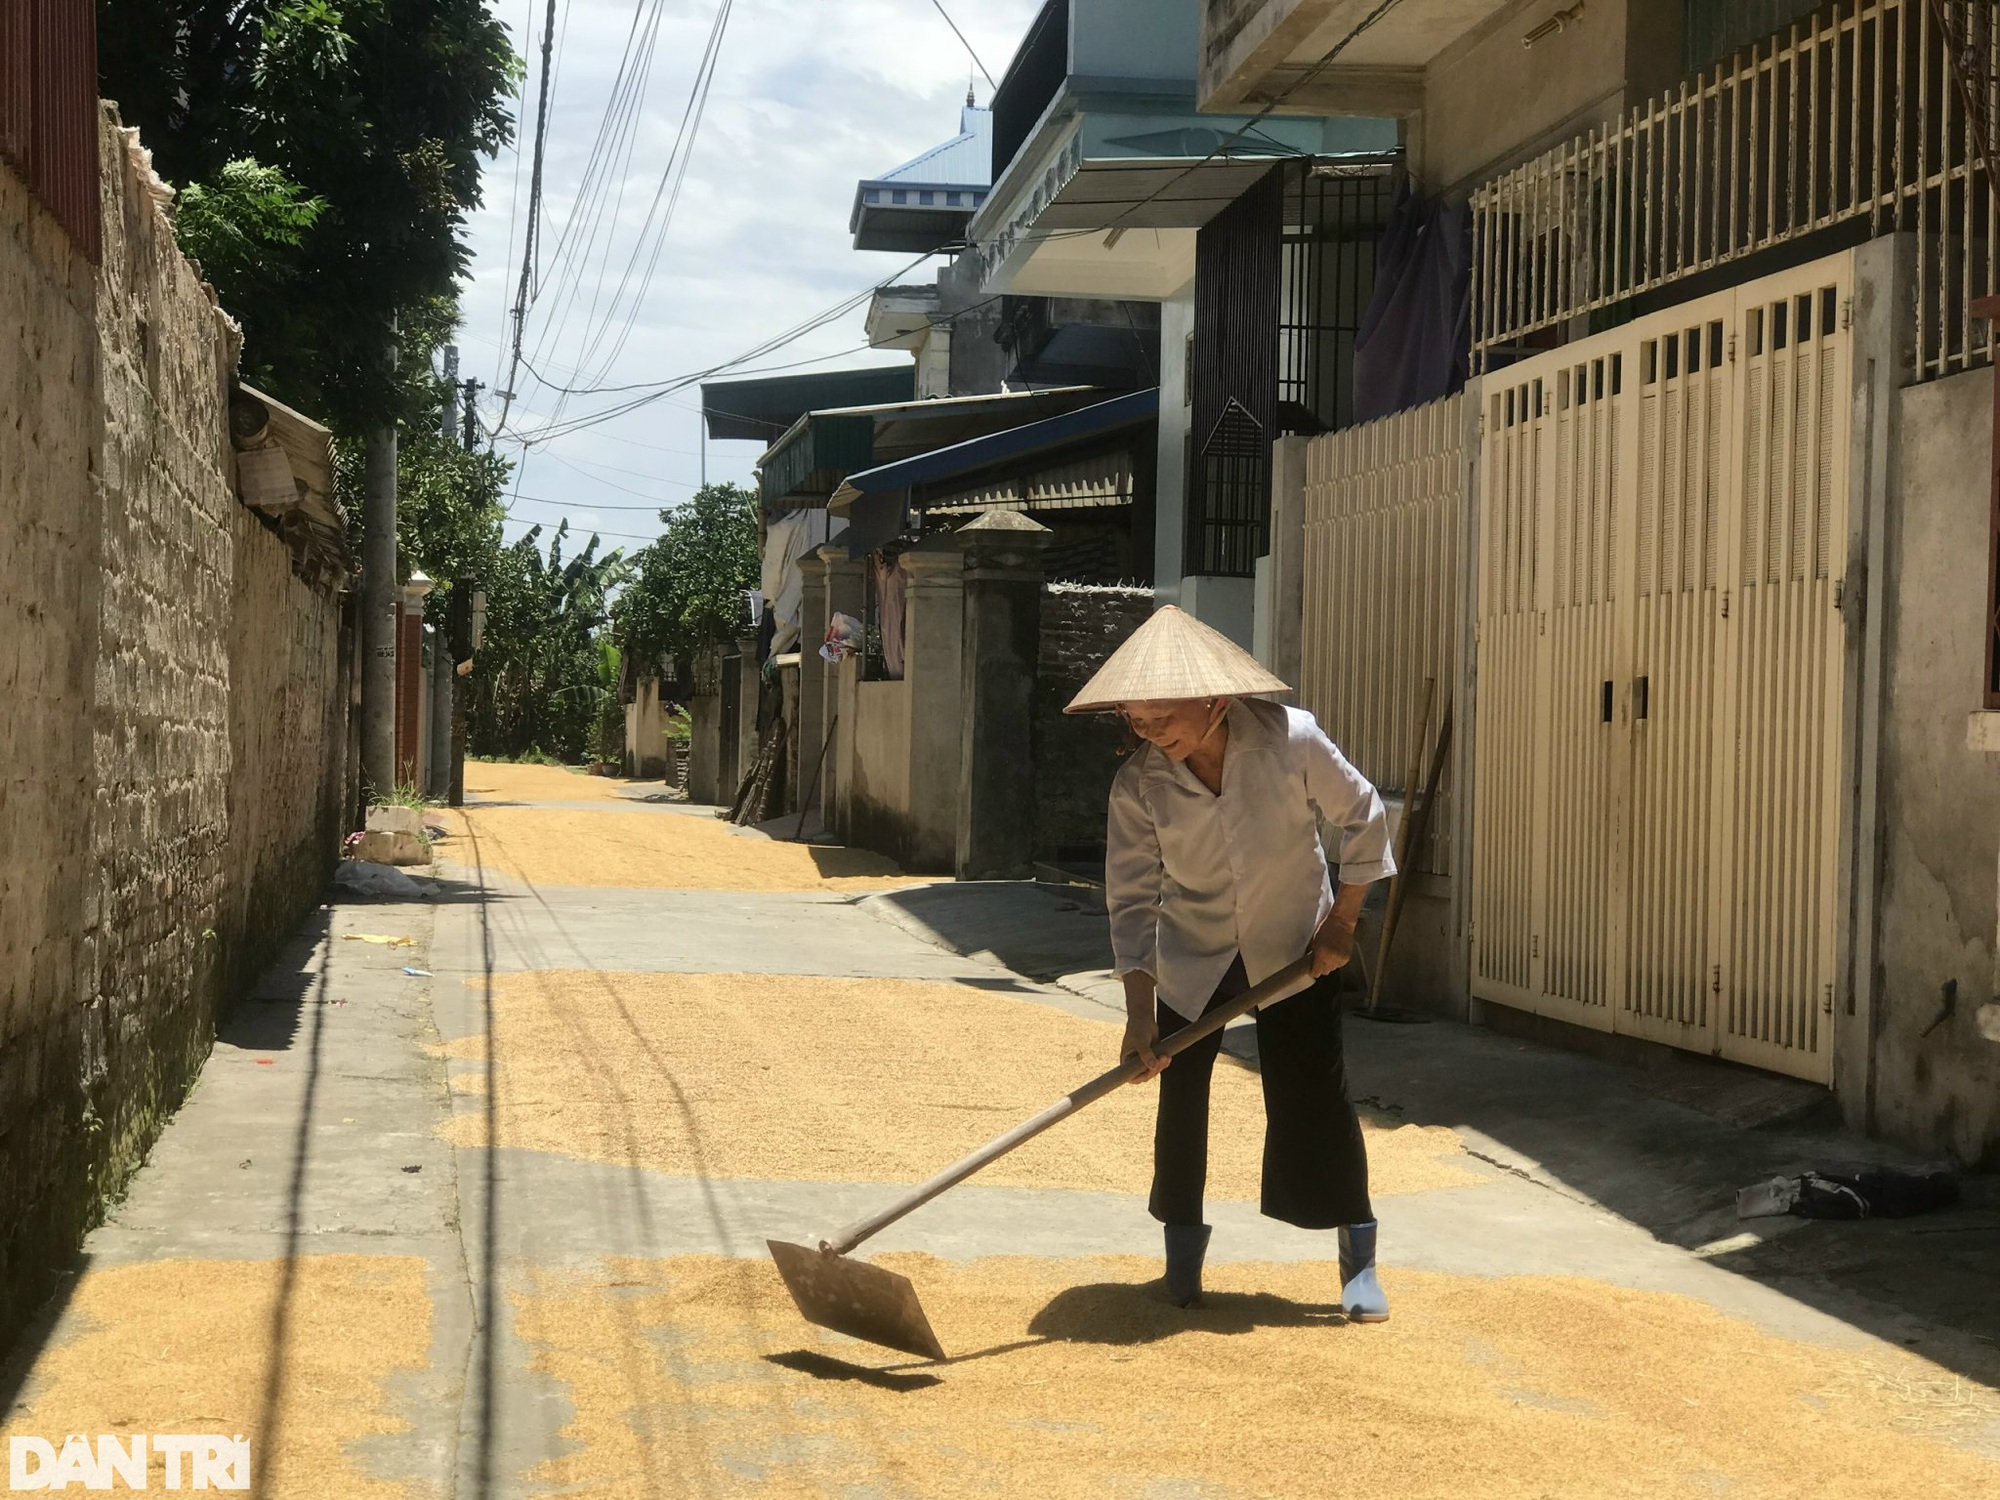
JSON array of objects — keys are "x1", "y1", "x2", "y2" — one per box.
[
  {"x1": 1033, "y1": 584, "x2": 1154, "y2": 859},
  {"x1": 223, "y1": 506, "x2": 347, "y2": 1003},
  {"x1": 0, "y1": 97, "x2": 103, "y2": 1349},
  {"x1": 82, "y1": 111, "x2": 240, "y2": 1189},
  {"x1": 0, "y1": 109, "x2": 348, "y2": 1349}
]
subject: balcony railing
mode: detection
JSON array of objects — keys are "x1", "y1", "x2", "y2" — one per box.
[{"x1": 1471, "y1": 0, "x2": 1998, "y2": 382}]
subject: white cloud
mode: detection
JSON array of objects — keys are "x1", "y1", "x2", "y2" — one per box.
[{"x1": 461, "y1": 0, "x2": 1043, "y2": 550}]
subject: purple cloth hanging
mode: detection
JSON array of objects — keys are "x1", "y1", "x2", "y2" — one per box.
[{"x1": 1352, "y1": 184, "x2": 1473, "y2": 423}]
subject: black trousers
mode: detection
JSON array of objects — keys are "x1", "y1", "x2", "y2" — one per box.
[{"x1": 1149, "y1": 956, "x2": 1374, "y2": 1231}]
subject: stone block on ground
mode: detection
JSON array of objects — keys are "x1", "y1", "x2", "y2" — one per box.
[
  {"x1": 366, "y1": 804, "x2": 426, "y2": 835},
  {"x1": 353, "y1": 828, "x2": 428, "y2": 866}
]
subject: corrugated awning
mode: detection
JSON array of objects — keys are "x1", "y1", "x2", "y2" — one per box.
[
  {"x1": 701, "y1": 366, "x2": 914, "y2": 443},
  {"x1": 830, "y1": 388, "x2": 1157, "y2": 513},
  {"x1": 926, "y1": 452, "x2": 1135, "y2": 515},
  {"x1": 758, "y1": 385, "x2": 1111, "y2": 513}
]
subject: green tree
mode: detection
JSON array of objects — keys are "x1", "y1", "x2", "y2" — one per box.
[
  {"x1": 616, "y1": 483, "x2": 761, "y2": 676},
  {"x1": 99, "y1": 0, "x2": 520, "y2": 432},
  {"x1": 470, "y1": 522, "x2": 633, "y2": 761}
]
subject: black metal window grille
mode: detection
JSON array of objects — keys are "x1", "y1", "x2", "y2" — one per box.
[
  {"x1": 1279, "y1": 164, "x2": 1399, "y2": 433},
  {"x1": 1189, "y1": 399, "x2": 1269, "y2": 578},
  {"x1": 1188, "y1": 170, "x2": 1282, "y2": 578}
]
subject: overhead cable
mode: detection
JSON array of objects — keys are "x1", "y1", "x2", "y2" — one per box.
[{"x1": 928, "y1": 0, "x2": 995, "y2": 88}]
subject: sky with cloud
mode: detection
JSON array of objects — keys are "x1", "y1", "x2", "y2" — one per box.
[{"x1": 457, "y1": 0, "x2": 1044, "y2": 554}]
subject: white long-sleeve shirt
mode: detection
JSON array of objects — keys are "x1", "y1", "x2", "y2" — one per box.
[{"x1": 1104, "y1": 698, "x2": 1395, "y2": 1020}]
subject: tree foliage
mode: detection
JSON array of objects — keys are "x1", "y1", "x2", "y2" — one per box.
[
  {"x1": 99, "y1": 0, "x2": 520, "y2": 432},
  {"x1": 615, "y1": 483, "x2": 761, "y2": 675},
  {"x1": 469, "y1": 522, "x2": 633, "y2": 761}
]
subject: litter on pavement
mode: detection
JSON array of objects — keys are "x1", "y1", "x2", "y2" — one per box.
[
  {"x1": 333, "y1": 861, "x2": 425, "y2": 899},
  {"x1": 1738, "y1": 1166, "x2": 1960, "y2": 1220}
]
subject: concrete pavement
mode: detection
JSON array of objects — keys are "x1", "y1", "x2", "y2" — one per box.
[{"x1": 5, "y1": 761, "x2": 1998, "y2": 1498}]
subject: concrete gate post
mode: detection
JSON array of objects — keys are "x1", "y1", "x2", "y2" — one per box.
[
  {"x1": 734, "y1": 633, "x2": 762, "y2": 806},
  {"x1": 821, "y1": 544, "x2": 867, "y2": 837},
  {"x1": 955, "y1": 512, "x2": 1052, "y2": 880},
  {"x1": 899, "y1": 537, "x2": 966, "y2": 874},
  {"x1": 795, "y1": 549, "x2": 829, "y2": 819}
]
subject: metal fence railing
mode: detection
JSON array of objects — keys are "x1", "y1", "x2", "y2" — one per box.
[{"x1": 1471, "y1": 0, "x2": 1996, "y2": 383}]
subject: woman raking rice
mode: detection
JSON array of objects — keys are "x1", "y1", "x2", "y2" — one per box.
[{"x1": 1065, "y1": 606, "x2": 1396, "y2": 1319}]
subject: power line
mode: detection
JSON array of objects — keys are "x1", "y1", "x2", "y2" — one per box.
[
  {"x1": 1089, "y1": 0, "x2": 1408, "y2": 240},
  {"x1": 501, "y1": 512, "x2": 663, "y2": 543},
  {"x1": 528, "y1": 0, "x2": 675, "y2": 395},
  {"x1": 495, "y1": 251, "x2": 939, "y2": 445},
  {"x1": 509, "y1": 488, "x2": 682, "y2": 512},
  {"x1": 927, "y1": 0, "x2": 994, "y2": 88},
  {"x1": 573, "y1": 0, "x2": 735, "y2": 385},
  {"x1": 540, "y1": 451, "x2": 696, "y2": 499},
  {"x1": 497, "y1": 0, "x2": 563, "y2": 438}
]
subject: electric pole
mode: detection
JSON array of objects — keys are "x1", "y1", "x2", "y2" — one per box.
[
  {"x1": 461, "y1": 379, "x2": 483, "y2": 451},
  {"x1": 361, "y1": 423, "x2": 399, "y2": 805}
]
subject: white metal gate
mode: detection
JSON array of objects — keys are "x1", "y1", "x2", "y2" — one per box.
[
  {"x1": 1299, "y1": 397, "x2": 1464, "y2": 874},
  {"x1": 1471, "y1": 251, "x2": 1855, "y2": 1083}
]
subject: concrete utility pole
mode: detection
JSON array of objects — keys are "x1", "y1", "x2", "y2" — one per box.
[
  {"x1": 440, "y1": 345, "x2": 460, "y2": 441},
  {"x1": 361, "y1": 426, "x2": 399, "y2": 802}
]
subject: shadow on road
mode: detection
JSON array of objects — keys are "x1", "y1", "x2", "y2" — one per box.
[
  {"x1": 1028, "y1": 1282, "x2": 1348, "y2": 1344},
  {"x1": 866, "y1": 878, "x2": 2000, "y2": 1392},
  {"x1": 764, "y1": 1350, "x2": 942, "y2": 1391}
]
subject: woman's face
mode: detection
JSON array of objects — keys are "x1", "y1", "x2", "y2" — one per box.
[{"x1": 1118, "y1": 698, "x2": 1224, "y2": 762}]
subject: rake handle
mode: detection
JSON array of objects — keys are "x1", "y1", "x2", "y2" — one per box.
[{"x1": 821, "y1": 955, "x2": 1316, "y2": 1256}]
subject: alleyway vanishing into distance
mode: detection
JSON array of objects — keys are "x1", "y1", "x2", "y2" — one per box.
[{"x1": 4, "y1": 762, "x2": 1998, "y2": 1498}]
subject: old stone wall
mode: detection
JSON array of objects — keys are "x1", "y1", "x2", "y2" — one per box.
[
  {"x1": 0, "y1": 108, "x2": 349, "y2": 1349},
  {"x1": 0, "y1": 95, "x2": 104, "y2": 1355},
  {"x1": 223, "y1": 505, "x2": 348, "y2": 1003},
  {"x1": 1033, "y1": 585, "x2": 1153, "y2": 860},
  {"x1": 82, "y1": 110, "x2": 240, "y2": 1195}
]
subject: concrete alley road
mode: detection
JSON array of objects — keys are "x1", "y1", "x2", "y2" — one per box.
[{"x1": 6, "y1": 761, "x2": 1999, "y2": 1498}]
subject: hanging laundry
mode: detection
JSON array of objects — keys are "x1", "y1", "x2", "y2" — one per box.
[{"x1": 875, "y1": 556, "x2": 908, "y2": 680}]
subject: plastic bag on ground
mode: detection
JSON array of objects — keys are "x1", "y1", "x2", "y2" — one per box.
[{"x1": 333, "y1": 861, "x2": 424, "y2": 899}]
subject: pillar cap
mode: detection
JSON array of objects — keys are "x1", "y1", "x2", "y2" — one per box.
[
  {"x1": 957, "y1": 510, "x2": 1052, "y2": 537},
  {"x1": 955, "y1": 508, "x2": 1051, "y2": 579}
]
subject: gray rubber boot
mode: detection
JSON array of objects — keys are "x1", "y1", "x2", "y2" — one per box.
[
  {"x1": 1162, "y1": 1224, "x2": 1212, "y2": 1307},
  {"x1": 1337, "y1": 1220, "x2": 1389, "y2": 1323}
]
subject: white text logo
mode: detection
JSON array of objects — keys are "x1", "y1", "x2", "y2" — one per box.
[{"x1": 8, "y1": 1435, "x2": 250, "y2": 1491}]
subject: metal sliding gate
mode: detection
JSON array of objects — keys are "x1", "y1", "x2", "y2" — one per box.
[{"x1": 1472, "y1": 251, "x2": 1855, "y2": 1083}]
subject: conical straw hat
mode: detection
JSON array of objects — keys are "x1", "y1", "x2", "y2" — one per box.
[{"x1": 1064, "y1": 605, "x2": 1291, "y2": 713}]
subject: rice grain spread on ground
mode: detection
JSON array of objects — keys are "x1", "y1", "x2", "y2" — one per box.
[
  {"x1": 507, "y1": 1252, "x2": 2000, "y2": 1500},
  {"x1": 436, "y1": 969, "x2": 1477, "y2": 1198}
]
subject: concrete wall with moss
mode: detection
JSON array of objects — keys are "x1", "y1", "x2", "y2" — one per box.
[{"x1": 0, "y1": 107, "x2": 349, "y2": 1351}]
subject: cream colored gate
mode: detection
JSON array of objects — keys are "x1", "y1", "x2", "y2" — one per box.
[
  {"x1": 1299, "y1": 396, "x2": 1464, "y2": 874},
  {"x1": 1471, "y1": 253, "x2": 1854, "y2": 1083}
]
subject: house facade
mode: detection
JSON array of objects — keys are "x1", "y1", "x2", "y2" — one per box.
[{"x1": 1202, "y1": 0, "x2": 2000, "y2": 1164}]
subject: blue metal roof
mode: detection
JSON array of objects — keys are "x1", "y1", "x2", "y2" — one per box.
[
  {"x1": 839, "y1": 388, "x2": 1157, "y2": 497},
  {"x1": 878, "y1": 103, "x2": 992, "y2": 188},
  {"x1": 851, "y1": 104, "x2": 994, "y2": 250}
]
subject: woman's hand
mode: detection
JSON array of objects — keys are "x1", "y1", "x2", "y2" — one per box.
[
  {"x1": 1309, "y1": 910, "x2": 1359, "y2": 977},
  {"x1": 1120, "y1": 970, "x2": 1168, "y2": 1083},
  {"x1": 1122, "y1": 1012, "x2": 1169, "y2": 1082}
]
